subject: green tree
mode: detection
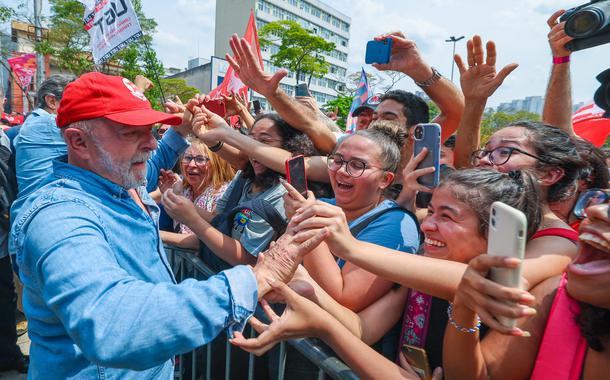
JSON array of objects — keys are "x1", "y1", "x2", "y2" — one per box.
[
  {"x1": 322, "y1": 94, "x2": 354, "y2": 129},
  {"x1": 427, "y1": 101, "x2": 439, "y2": 121},
  {"x1": 158, "y1": 78, "x2": 199, "y2": 106},
  {"x1": 259, "y1": 20, "x2": 335, "y2": 89},
  {"x1": 480, "y1": 110, "x2": 541, "y2": 144}
]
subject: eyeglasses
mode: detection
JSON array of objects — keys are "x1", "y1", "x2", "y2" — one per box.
[
  {"x1": 326, "y1": 153, "x2": 384, "y2": 178},
  {"x1": 182, "y1": 155, "x2": 210, "y2": 165},
  {"x1": 573, "y1": 188, "x2": 610, "y2": 219},
  {"x1": 470, "y1": 146, "x2": 551, "y2": 166}
]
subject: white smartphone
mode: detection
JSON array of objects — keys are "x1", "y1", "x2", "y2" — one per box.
[{"x1": 487, "y1": 201, "x2": 527, "y2": 328}]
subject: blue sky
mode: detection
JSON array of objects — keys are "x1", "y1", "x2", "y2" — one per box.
[{"x1": 3, "y1": 0, "x2": 608, "y2": 108}]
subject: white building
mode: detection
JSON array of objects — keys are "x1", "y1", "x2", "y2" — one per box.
[
  {"x1": 497, "y1": 95, "x2": 544, "y2": 115},
  {"x1": 214, "y1": 0, "x2": 351, "y2": 108}
]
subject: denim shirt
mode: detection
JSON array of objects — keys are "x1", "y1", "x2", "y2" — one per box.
[
  {"x1": 7, "y1": 126, "x2": 187, "y2": 261},
  {"x1": 14, "y1": 108, "x2": 66, "y2": 197},
  {"x1": 10, "y1": 160, "x2": 258, "y2": 379}
]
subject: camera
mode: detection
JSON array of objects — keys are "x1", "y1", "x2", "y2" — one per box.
[
  {"x1": 414, "y1": 125, "x2": 424, "y2": 139},
  {"x1": 560, "y1": 0, "x2": 610, "y2": 51}
]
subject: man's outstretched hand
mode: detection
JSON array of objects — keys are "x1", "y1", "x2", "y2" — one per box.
[{"x1": 251, "y1": 228, "x2": 327, "y2": 298}]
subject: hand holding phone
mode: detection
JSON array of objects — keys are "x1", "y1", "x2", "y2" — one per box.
[
  {"x1": 285, "y1": 155, "x2": 308, "y2": 196},
  {"x1": 365, "y1": 38, "x2": 392, "y2": 64},
  {"x1": 487, "y1": 201, "x2": 527, "y2": 328},
  {"x1": 402, "y1": 345, "x2": 432, "y2": 380},
  {"x1": 413, "y1": 124, "x2": 441, "y2": 189}
]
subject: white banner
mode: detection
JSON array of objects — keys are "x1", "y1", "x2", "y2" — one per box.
[{"x1": 82, "y1": 0, "x2": 143, "y2": 65}]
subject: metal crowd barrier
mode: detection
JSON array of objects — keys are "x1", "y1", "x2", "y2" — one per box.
[{"x1": 164, "y1": 245, "x2": 359, "y2": 380}]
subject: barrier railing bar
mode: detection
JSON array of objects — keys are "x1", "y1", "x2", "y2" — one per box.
[{"x1": 165, "y1": 246, "x2": 359, "y2": 380}]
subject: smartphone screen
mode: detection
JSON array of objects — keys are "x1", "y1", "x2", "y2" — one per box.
[
  {"x1": 402, "y1": 345, "x2": 431, "y2": 380},
  {"x1": 203, "y1": 99, "x2": 226, "y2": 118},
  {"x1": 286, "y1": 155, "x2": 308, "y2": 195},
  {"x1": 253, "y1": 100, "x2": 261, "y2": 114}
]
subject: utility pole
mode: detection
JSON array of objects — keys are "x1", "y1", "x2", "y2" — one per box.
[
  {"x1": 445, "y1": 35, "x2": 464, "y2": 83},
  {"x1": 34, "y1": 0, "x2": 44, "y2": 89}
]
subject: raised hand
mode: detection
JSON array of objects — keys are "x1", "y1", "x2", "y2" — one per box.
[
  {"x1": 291, "y1": 201, "x2": 355, "y2": 255},
  {"x1": 230, "y1": 279, "x2": 332, "y2": 355},
  {"x1": 161, "y1": 189, "x2": 201, "y2": 228},
  {"x1": 226, "y1": 34, "x2": 288, "y2": 98},
  {"x1": 158, "y1": 169, "x2": 183, "y2": 194},
  {"x1": 453, "y1": 254, "x2": 536, "y2": 336},
  {"x1": 281, "y1": 179, "x2": 316, "y2": 220},
  {"x1": 221, "y1": 91, "x2": 250, "y2": 117},
  {"x1": 371, "y1": 31, "x2": 426, "y2": 78},
  {"x1": 547, "y1": 9, "x2": 574, "y2": 57},
  {"x1": 395, "y1": 148, "x2": 436, "y2": 209},
  {"x1": 190, "y1": 104, "x2": 231, "y2": 144},
  {"x1": 454, "y1": 36, "x2": 518, "y2": 101},
  {"x1": 251, "y1": 227, "x2": 328, "y2": 297}
]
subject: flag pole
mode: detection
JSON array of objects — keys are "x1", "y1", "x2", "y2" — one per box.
[{"x1": 143, "y1": 40, "x2": 166, "y2": 105}]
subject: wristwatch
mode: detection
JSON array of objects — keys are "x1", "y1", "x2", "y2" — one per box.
[{"x1": 415, "y1": 67, "x2": 442, "y2": 88}]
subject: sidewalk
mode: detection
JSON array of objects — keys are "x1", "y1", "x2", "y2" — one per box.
[{"x1": 0, "y1": 333, "x2": 29, "y2": 379}]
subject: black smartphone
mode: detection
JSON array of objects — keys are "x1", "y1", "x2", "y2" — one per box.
[
  {"x1": 253, "y1": 100, "x2": 261, "y2": 114},
  {"x1": 285, "y1": 155, "x2": 308, "y2": 196},
  {"x1": 295, "y1": 83, "x2": 310, "y2": 97},
  {"x1": 365, "y1": 38, "x2": 392, "y2": 64}
]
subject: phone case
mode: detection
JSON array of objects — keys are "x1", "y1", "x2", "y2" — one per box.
[
  {"x1": 365, "y1": 39, "x2": 392, "y2": 64},
  {"x1": 285, "y1": 155, "x2": 308, "y2": 195},
  {"x1": 413, "y1": 123, "x2": 441, "y2": 188},
  {"x1": 487, "y1": 201, "x2": 527, "y2": 328},
  {"x1": 402, "y1": 345, "x2": 432, "y2": 380},
  {"x1": 295, "y1": 83, "x2": 310, "y2": 97}
]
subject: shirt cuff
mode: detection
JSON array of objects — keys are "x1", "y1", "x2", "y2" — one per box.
[
  {"x1": 162, "y1": 127, "x2": 189, "y2": 155},
  {"x1": 221, "y1": 265, "x2": 258, "y2": 337}
]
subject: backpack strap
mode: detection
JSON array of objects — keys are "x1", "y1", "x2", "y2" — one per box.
[
  {"x1": 227, "y1": 198, "x2": 287, "y2": 236},
  {"x1": 223, "y1": 174, "x2": 248, "y2": 212}
]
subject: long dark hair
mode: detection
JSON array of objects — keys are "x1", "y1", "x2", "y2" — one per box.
[
  {"x1": 440, "y1": 168, "x2": 542, "y2": 239},
  {"x1": 507, "y1": 121, "x2": 585, "y2": 203},
  {"x1": 577, "y1": 303, "x2": 610, "y2": 351},
  {"x1": 242, "y1": 113, "x2": 301, "y2": 189}
]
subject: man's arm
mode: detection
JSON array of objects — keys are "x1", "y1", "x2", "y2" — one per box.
[
  {"x1": 372, "y1": 32, "x2": 464, "y2": 142},
  {"x1": 145, "y1": 127, "x2": 189, "y2": 192},
  {"x1": 226, "y1": 34, "x2": 338, "y2": 154},
  {"x1": 19, "y1": 202, "x2": 258, "y2": 370},
  {"x1": 541, "y1": 10, "x2": 576, "y2": 135}
]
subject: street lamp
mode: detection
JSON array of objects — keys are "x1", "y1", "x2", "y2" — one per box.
[{"x1": 445, "y1": 35, "x2": 464, "y2": 83}]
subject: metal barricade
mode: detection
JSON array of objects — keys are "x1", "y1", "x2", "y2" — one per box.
[{"x1": 165, "y1": 245, "x2": 359, "y2": 380}]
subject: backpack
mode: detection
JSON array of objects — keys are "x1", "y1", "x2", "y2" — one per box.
[
  {"x1": 0, "y1": 136, "x2": 17, "y2": 232},
  {"x1": 198, "y1": 175, "x2": 287, "y2": 272}
]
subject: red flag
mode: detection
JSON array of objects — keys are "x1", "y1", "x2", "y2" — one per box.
[
  {"x1": 8, "y1": 53, "x2": 37, "y2": 89},
  {"x1": 572, "y1": 101, "x2": 610, "y2": 147},
  {"x1": 209, "y1": 9, "x2": 263, "y2": 101}
]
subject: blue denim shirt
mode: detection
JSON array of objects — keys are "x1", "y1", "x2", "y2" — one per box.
[
  {"x1": 10, "y1": 161, "x2": 258, "y2": 379},
  {"x1": 14, "y1": 108, "x2": 66, "y2": 197},
  {"x1": 7, "y1": 125, "x2": 187, "y2": 261}
]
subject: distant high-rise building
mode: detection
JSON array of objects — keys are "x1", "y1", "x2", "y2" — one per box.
[
  {"x1": 215, "y1": 0, "x2": 351, "y2": 108},
  {"x1": 496, "y1": 95, "x2": 544, "y2": 115}
]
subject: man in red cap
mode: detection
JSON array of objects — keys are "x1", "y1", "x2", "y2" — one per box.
[{"x1": 9, "y1": 72, "x2": 324, "y2": 379}]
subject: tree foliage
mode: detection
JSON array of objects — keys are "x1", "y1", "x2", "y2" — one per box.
[
  {"x1": 322, "y1": 94, "x2": 353, "y2": 129},
  {"x1": 479, "y1": 109, "x2": 541, "y2": 144},
  {"x1": 259, "y1": 20, "x2": 335, "y2": 88}
]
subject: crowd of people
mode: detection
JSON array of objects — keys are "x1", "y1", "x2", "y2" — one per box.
[{"x1": 0, "y1": 7, "x2": 609, "y2": 380}]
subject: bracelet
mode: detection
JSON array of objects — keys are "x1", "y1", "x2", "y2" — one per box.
[
  {"x1": 415, "y1": 67, "x2": 442, "y2": 88},
  {"x1": 447, "y1": 303, "x2": 481, "y2": 334},
  {"x1": 208, "y1": 141, "x2": 224, "y2": 152},
  {"x1": 553, "y1": 56, "x2": 570, "y2": 65}
]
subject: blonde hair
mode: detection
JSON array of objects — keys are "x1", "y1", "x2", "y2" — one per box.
[{"x1": 183, "y1": 137, "x2": 235, "y2": 196}]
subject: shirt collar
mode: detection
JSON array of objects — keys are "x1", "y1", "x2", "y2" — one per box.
[{"x1": 52, "y1": 157, "x2": 134, "y2": 199}]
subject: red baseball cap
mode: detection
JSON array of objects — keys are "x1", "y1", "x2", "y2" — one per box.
[{"x1": 56, "y1": 72, "x2": 182, "y2": 128}]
